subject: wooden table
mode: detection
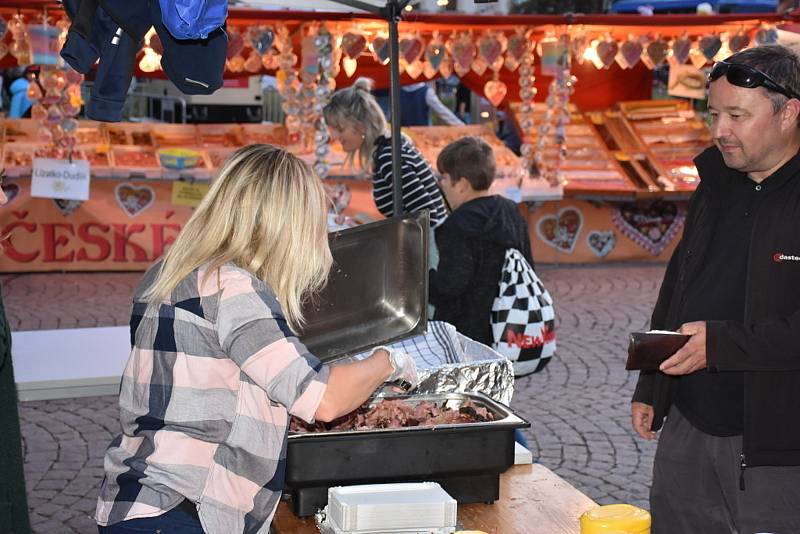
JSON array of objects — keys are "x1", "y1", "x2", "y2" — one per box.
[{"x1": 272, "y1": 463, "x2": 597, "y2": 534}]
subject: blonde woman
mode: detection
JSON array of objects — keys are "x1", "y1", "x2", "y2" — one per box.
[
  {"x1": 95, "y1": 145, "x2": 418, "y2": 534},
  {"x1": 323, "y1": 78, "x2": 447, "y2": 227}
]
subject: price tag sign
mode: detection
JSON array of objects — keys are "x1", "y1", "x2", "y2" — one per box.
[
  {"x1": 171, "y1": 181, "x2": 209, "y2": 208},
  {"x1": 31, "y1": 158, "x2": 91, "y2": 201}
]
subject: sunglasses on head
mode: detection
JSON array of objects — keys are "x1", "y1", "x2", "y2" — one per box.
[{"x1": 709, "y1": 61, "x2": 800, "y2": 101}]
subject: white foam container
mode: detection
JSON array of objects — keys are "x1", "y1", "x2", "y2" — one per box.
[{"x1": 325, "y1": 482, "x2": 457, "y2": 533}]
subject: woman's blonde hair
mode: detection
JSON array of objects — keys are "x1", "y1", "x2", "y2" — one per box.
[
  {"x1": 323, "y1": 77, "x2": 388, "y2": 170},
  {"x1": 143, "y1": 144, "x2": 332, "y2": 331}
]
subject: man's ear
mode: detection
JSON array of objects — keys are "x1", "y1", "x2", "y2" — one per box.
[{"x1": 781, "y1": 98, "x2": 800, "y2": 131}]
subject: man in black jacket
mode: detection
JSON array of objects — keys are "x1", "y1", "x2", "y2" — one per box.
[{"x1": 631, "y1": 44, "x2": 800, "y2": 533}]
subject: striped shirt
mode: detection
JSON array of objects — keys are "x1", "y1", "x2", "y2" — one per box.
[
  {"x1": 95, "y1": 262, "x2": 329, "y2": 533},
  {"x1": 372, "y1": 135, "x2": 447, "y2": 226}
]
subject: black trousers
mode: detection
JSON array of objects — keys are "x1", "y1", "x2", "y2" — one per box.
[
  {"x1": 0, "y1": 291, "x2": 31, "y2": 534},
  {"x1": 651, "y1": 406, "x2": 800, "y2": 534}
]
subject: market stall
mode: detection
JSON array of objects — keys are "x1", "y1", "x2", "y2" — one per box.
[{"x1": 0, "y1": 3, "x2": 797, "y2": 271}]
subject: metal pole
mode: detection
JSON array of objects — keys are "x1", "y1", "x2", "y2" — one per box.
[{"x1": 387, "y1": 0, "x2": 404, "y2": 217}]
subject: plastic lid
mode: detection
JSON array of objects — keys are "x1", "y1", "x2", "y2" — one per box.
[{"x1": 580, "y1": 504, "x2": 651, "y2": 534}]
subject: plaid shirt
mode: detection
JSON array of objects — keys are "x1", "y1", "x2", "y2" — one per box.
[{"x1": 95, "y1": 263, "x2": 329, "y2": 533}]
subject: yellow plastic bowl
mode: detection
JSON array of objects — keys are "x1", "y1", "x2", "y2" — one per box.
[
  {"x1": 580, "y1": 504, "x2": 651, "y2": 534},
  {"x1": 158, "y1": 148, "x2": 201, "y2": 170}
]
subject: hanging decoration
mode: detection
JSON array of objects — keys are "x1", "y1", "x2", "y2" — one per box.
[
  {"x1": 305, "y1": 24, "x2": 336, "y2": 179},
  {"x1": 8, "y1": 12, "x2": 30, "y2": 65},
  {"x1": 226, "y1": 28, "x2": 246, "y2": 72},
  {"x1": 754, "y1": 24, "x2": 779, "y2": 46},
  {"x1": 670, "y1": 33, "x2": 692, "y2": 65},
  {"x1": 505, "y1": 29, "x2": 529, "y2": 72},
  {"x1": 275, "y1": 24, "x2": 302, "y2": 150},
  {"x1": 27, "y1": 65, "x2": 84, "y2": 159},
  {"x1": 516, "y1": 31, "x2": 537, "y2": 183},
  {"x1": 341, "y1": 30, "x2": 366, "y2": 77},
  {"x1": 617, "y1": 35, "x2": 643, "y2": 70},
  {"x1": 424, "y1": 32, "x2": 447, "y2": 78},
  {"x1": 728, "y1": 28, "x2": 751, "y2": 53},
  {"x1": 643, "y1": 36, "x2": 669, "y2": 69},
  {"x1": 449, "y1": 32, "x2": 477, "y2": 78}
]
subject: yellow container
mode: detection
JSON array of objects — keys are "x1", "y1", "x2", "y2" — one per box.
[{"x1": 580, "y1": 504, "x2": 651, "y2": 534}]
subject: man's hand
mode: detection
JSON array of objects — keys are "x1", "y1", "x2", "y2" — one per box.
[
  {"x1": 631, "y1": 402, "x2": 656, "y2": 440},
  {"x1": 659, "y1": 321, "x2": 707, "y2": 376}
]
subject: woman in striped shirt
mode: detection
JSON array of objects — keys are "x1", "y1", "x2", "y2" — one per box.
[{"x1": 323, "y1": 78, "x2": 447, "y2": 227}]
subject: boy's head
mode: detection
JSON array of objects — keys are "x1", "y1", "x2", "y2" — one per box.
[
  {"x1": 436, "y1": 136, "x2": 496, "y2": 210},
  {"x1": 437, "y1": 136, "x2": 496, "y2": 190}
]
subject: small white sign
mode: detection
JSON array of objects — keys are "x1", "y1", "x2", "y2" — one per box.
[
  {"x1": 668, "y1": 64, "x2": 707, "y2": 100},
  {"x1": 31, "y1": 158, "x2": 91, "y2": 201}
]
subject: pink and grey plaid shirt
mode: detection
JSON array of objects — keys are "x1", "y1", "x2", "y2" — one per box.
[{"x1": 95, "y1": 263, "x2": 329, "y2": 533}]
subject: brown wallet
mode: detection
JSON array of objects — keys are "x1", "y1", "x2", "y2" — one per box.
[{"x1": 626, "y1": 331, "x2": 691, "y2": 371}]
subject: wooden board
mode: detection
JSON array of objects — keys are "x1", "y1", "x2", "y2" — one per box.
[{"x1": 272, "y1": 463, "x2": 597, "y2": 534}]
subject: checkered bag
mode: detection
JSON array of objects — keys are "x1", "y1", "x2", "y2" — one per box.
[{"x1": 491, "y1": 248, "x2": 556, "y2": 376}]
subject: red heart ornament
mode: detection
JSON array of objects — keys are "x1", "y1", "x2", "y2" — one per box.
[
  {"x1": 372, "y1": 36, "x2": 390, "y2": 65},
  {"x1": 612, "y1": 200, "x2": 686, "y2": 256},
  {"x1": 450, "y1": 38, "x2": 476, "y2": 72},
  {"x1": 619, "y1": 39, "x2": 643, "y2": 69},
  {"x1": 587, "y1": 230, "x2": 616, "y2": 258},
  {"x1": 596, "y1": 40, "x2": 619, "y2": 69},
  {"x1": 645, "y1": 39, "x2": 669, "y2": 67},
  {"x1": 341, "y1": 32, "x2": 366, "y2": 59},
  {"x1": 729, "y1": 32, "x2": 750, "y2": 53},
  {"x1": 671, "y1": 36, "x2": 692, "y2": 65},
  {"x1": 484, "y1": 79, "x2": 507, "y2": 107},
  {"x1": 699, "y1": 35, "x2": 722, "y2": 61},
  {"x1": 755, "y1": 27, "x2": 778, "y2": 45},
  {"x1": 478, "y1": 34, "x2": 504, "y2": 67},
  {"x1": 115, "y1": 183, "x2": 155, "y2": 218},
  {"x1": 506, "y1": 33, "x2": 529, "y2": 62},
  {"x1": 400, "y1": 37, "x2": 424, "y2": 64}
]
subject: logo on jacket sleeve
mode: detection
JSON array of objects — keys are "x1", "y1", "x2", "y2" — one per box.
[{"x1": 773, "y1": 253, "x2": 800, "y2": 263}]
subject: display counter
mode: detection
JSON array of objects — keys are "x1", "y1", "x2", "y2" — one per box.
[{"x1": 272, "y1": 463, "x2": 597, "y2": 534}]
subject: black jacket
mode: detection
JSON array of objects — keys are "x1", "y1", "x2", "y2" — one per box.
[
  {"x1": 429, "y1": 195, "x2": 533, "y2": 346},
  {"x1": 633, "y1": 146, "x2": 800, "y2": 468}
]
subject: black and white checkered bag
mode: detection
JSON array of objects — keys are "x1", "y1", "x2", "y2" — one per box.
[{"x1": 491, "y1": 248, "x2": 556, "y2": 376}]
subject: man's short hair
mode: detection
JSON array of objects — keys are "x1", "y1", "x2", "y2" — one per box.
[
  {"x1": 723, "y1": 44, "x2": 800, "y2": 114},
  {"x1": 436, "y1": 136, "x2": 496, "y2": 191}
]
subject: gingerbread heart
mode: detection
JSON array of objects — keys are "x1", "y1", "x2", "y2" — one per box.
[
  {"x1": 53, "y1": 198, "x2": 82, "y2": 217},
  {"x1": 646, "y1": 39, "x2": 669, "y2": 67},
  {"x1": 248, "y1": 26, "x2": 274, "y2": 55},
  {"x1": 400, "y1": 36, "x2": 424, "y2": 64},
  {"x1": 596, "y1": 40, "x2": 619, "y2": 69},
  {"x1": 2, "y1": 182, "x2": 19, "y2": 204},
  {"x1": 115, "y1": 183, "x2": 155, "y2": 218},
  {"x1": 484, "y1": 79, "x2": 507, "y2": 107},
  {"x1": 478, "y1": 34, "x2": 504, "y2": 67},
  {"x1": 587, "y1": 230, "x2": 616, "y2": 258},
  {"x1": 536, "y1": 208, "x2": 583, "y2": 253},
  {"x1": 671, "y1": 36, "x2": 692, "y2": 65},
  {"x1": 472, "y1": 57, "x2": 489, "y2": 76},
  {"x1": 612, "y1": 200, "x2": 685, "y2": 256},
  {"x1": 506, "y1": 33, "x2": 529, "y2": 62},
  {"x1": 425, "y1": 40, "x2": 446, "y2": 71},
  {"x1": 341, "y1": 32, "x2": 367, "y2": 59},
  {"x1": 450, "y1": 38, "x2": 477, "y2": 73},
  {"x1": 226, "y1": 31, "x2": 245, "y2": 60},
  {"x1": 372, "y1": 36, "x2": 390, "y2": 65},
  {"x1": 699, "y1": 34, "x2": 722, "y2": 61},
  {"x1": 755, "y1": 27, "x2": 778, "y2": 45},
  {"x1": 728, "y1": 32, "x2": 750, "y2": 53},
  {"x1": 619, "y1": 39, "x2": 643, "y2": 69}
]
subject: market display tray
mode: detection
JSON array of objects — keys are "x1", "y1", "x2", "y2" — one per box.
[{"x1": 284, "y1": 392, "x2": 529, "y2": 517}]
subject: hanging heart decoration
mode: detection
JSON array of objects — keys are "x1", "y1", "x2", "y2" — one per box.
[
  {"x1": 596, "y1": 39, "x2": 619, "y2": 69},
  {"x1": 689, "y1": 48, "x2": 709, "y2": 69},
  {"x1": 400, "y1": 36, "x2": 425, "y2": 64},
  {"x1": 405, "y1": 60, "x2": 423, "y2": 79},
  {"x1": 449, "y1": 34, "x2": 477, "y2": 77},
  {"x1": 505, "y1": 32, "x2": 529, "y2": 71},
  {"x1": 341, "y1": 31, "x2": 367, "y2": 59},
  {"x1": 670, "y1": 35, "x2": 692, "y2": 65},
  {"x1": 645, "y1": 38, "x2": 669, "y2": 67},
  {"x1": 371, "y1": 36, "x2": 391, "y2": 65},
  {"x1": 484, "y1": 79, "x2": 508, "y2": 107},
  {"x1": 755, "y1": 26, "x2": 779, "y2": 45},
  {"x1": 478, "y1": 33, "x2": 505, "y2": 71},
  {"x1": 244, "y1": 51, "x2": 262, "y2": 73},
  {"x1": 248, "y1": 26, "x2": 274, "y2": 55},
  {"x1": 226, "y1": 31, "x2": 245, "y2": 60},
  {"x1": 425, "y1": 39, "x2": 446, "y2": 72},
  {"x1": 570, "y1": 33, "x2": 587, "y2": 65},
  {"x1": 728, "y1": 31, "x2": 750, "y2": 53},
  {"x1": 618, "y1": 38, "x2": 643, "y2": 69},
  {"x1": 699, "y1": 34, "x2": 722, "y2": 61}
]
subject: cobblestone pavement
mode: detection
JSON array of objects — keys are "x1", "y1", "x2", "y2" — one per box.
[{"x1": 4, "y1": 263, "x2": 665, "y2": 533}]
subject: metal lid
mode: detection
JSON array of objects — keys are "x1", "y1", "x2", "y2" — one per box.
[{"x1": 299, "y1": 212, "x2": 429, "y2": 363}]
